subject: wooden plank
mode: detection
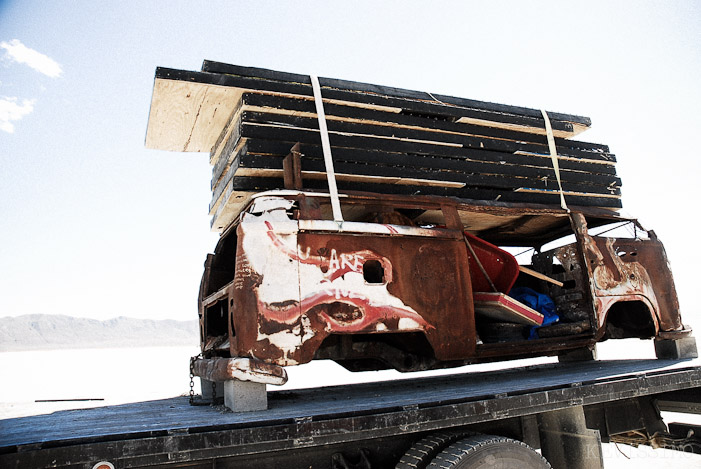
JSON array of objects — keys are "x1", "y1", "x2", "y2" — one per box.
[
  {"x1": 240, "y1": 140, "x2": 621, "y2": 187},
  {"x1": 240, "y1": 111, "x2": 613, "y2": 162},
  {"x1": 236, "y1": 167, "x2": 468, "y2": 188},
  {"x1": 211, "y1": 135, "x2": 620, "y2": 194},
  {"x1": 211, "y1": 134, "x2": 246, "y2": 188},
  {"x1": 233, "y1": 153, "x2": 621, "y2": 196},
  {"x1": 147, "y1": 68, "x2": 590, "y2": 153},
  {"x1": 237, "y1": 121, "x2": 618, "y2": 180},
  {"x1": 143, "y1": 63, "x2": 629, "y2": 230},
  {"x1": 242, "y1": 139, "x2": 618, "y2": 177},
  {"x1": 201, "y1": 60, "x2": 592, "y2": 129},
  {"x1": 220, "y1": 118, "x2": 615, "y2": 178},
  {"x1": 204, "y1": 124, "x2": 622, "y2": 213},
  {"x1": 238, "y1": 92, "x2": 609, "y2": 154},
  {"x1": 209, "y1": 176, "x2": 621, "y2": 231},
  {"x1": 210, "y1": 184, "x2": 255, "y2": 231},
  {"x1": 145, "y1": 78, "x2": 242, "y2": 152},
  {"x1": 209, "y1": 96, "x2": 245, "y2": 165},
  {"x1": 519, "y1": 265, "x2": 564, "y2": 287},
  {"x1": 208, "y1": 114, "x2": 624, "y2": 218},
  {"x1": 208, "y1": 141, "x2": 621, "y2": 215},
  {"x1": 514, "y1": 187, "x2": 622, "y2": 199}
]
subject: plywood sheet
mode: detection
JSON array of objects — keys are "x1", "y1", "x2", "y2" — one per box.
[{"x1": 145, "y1": 79, "x2": 242, "y2": 152}]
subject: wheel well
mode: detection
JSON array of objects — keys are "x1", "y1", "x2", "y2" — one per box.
[{"x1": 603, "y1": 300, "x2": 656, "y2": 339}]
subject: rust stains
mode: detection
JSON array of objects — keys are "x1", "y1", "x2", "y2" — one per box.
[{"x1": 198, "y1": 191, "x2": 690, "y2": 373}]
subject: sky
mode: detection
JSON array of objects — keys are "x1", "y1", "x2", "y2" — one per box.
[{"x1": 1, "y1": 1, "x2": 700, "y2": 327}]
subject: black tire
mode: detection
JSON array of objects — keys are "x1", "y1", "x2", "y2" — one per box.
[
  {"x1": 426, "y1": 434, "x2": 552, "y2": 469},
  {"x1": 395, "y1": 431, "x2": 468, "y2": 469}
]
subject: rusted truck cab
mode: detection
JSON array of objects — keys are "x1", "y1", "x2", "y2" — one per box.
[{"x1": 198, "y1": 190, "x2": 693, "y2": 372}]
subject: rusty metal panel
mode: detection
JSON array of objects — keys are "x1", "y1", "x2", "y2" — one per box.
[
  {"x1": 569, "y1": 213, "x2": 683, "y2": 334},
  {"x1": 227, "y1": 195, "x2": 475, "y2": 367},
  {"x1": 200, "y1": 193, "x2": 690, "y2": 372},
  {"x1": 296, "y1": 231, "x2": 475, "y2": 363},
  {"x1": 589, "y1": 236, "x2": 682, "y2": 332}
]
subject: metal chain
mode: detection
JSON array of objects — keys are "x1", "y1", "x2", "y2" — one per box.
[
  {"x1": 212, "y1": 380, "x2": 217, "y2": 402},
  {"x1": 189, "y1": 353, "x2": 202, "y2": 405}
]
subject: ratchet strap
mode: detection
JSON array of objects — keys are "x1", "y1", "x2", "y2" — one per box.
[
  {"x1": 311, "y1": 75, "x2": 343, "y2": 222},
  {"x1": 541, "y1": 109, "x2": 569, "y2": 212}
]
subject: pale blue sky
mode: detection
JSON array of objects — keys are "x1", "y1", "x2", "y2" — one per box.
[{"x1": 1, "y1": 1, "x2": 700, "y2": 325}]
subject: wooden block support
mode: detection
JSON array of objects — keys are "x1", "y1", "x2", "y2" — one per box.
[
  {"x1": 559, "y1": 344, "x2": 598, "y2": 362},
  {"x1": 655, "y1": 337, "x2": 698, "y2": 360},
  {"x1": 224, "y1": 379, "x2": 268, "y2": 412}
]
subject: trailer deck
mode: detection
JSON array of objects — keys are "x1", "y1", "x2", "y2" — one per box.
[{"x1": 2, "y1": 358, "x2": 700, "y2": 468}]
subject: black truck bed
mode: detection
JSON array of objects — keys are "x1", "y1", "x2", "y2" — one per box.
[{"x1": 2, "y1": 359, "x2": 700, "y2": 468}]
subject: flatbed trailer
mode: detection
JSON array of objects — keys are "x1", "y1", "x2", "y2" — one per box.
[{"x1": 2, "y1": 358, "x2": 701, "y2": 469}]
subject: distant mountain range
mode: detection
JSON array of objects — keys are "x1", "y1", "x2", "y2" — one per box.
[{"x1": 0, "y1": 314, "x2": 199, "y2": 352}]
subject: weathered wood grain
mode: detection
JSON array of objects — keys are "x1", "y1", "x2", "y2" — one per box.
[
  {"x1": 144, "y1": 61, "x2": 627, "y2": 229},
  {"x1": 147, "y1": 65, "x2": 591, "y2": 154},
  {"x1": 145, "y1": 79, "x2": 242, "y2": 152},
  {"x1": 238, "y1": 93, "x2": 608, "y2": 153},
  {"x1": 201, "y1": 60, "x2": 592, "y2": 129},
  {"x1": 239, "y1": 111, "x2": 613, "y2": 162}
]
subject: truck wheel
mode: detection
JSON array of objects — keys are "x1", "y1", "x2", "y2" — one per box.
[
  {"x1": 395, "y1": 431, "x2": 467, "y2": 469},
  {"x1": 426, "y1": 435, "x2": 552, "y2": 469}
]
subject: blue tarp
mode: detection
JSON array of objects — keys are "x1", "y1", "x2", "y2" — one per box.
[{"x1": 509, "y1": 286, "x2": 559, "y2": 339}]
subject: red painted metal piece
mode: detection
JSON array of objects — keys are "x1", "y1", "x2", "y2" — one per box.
[
  {"x1": 464, "y1": 232, "x2": 520, "y2": 293},
  {"x1": 473, "y1": 292, "x2": 544, "y2": 326}
]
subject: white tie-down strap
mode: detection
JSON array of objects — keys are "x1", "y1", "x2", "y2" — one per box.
[
  {"x1": 310, "y1": 74, "x2": 344, "y2": 222},
  {"x1": 540, "y1": 109, "x2": 569, "y2": 212}
]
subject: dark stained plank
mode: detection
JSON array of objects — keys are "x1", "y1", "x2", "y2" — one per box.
[
  {"x1": 239, "y1": 93, "x2": 608, "y2": 153},
  {"x1": 212, "y1": 136, "x2": 617, "y2": 191},
  {"x1": 229, "y1": 153, "x2": 622, "y2": 196},
  {"x1": 201, "y1": 60, "x2": 592, "y2": 128},
  {"x1": 215, "y1": 176, "x2": 622, "y2": 211},
  {"x1": 209, "y1": 110, "x2": 616, "y2": 181},
  {"x1": 239, "y1": 141, "x2": 620, "y2": 186},
  {"x1": 240, "y1": 111, "x2": 609, "y2": 162},
  {"x1": 155, "y1": 67, "x2": 581, "y2": 136},
  {"x1": 240, "y1": 138, "x2": 617, "y2": 175},
  {"x1": 209, "y1": 140, "x2": 621, "y2": 217}
]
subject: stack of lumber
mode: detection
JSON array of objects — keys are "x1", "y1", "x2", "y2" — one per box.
[{"x1": 146, "y1": 61, "x2": 621, "y2": 231}]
